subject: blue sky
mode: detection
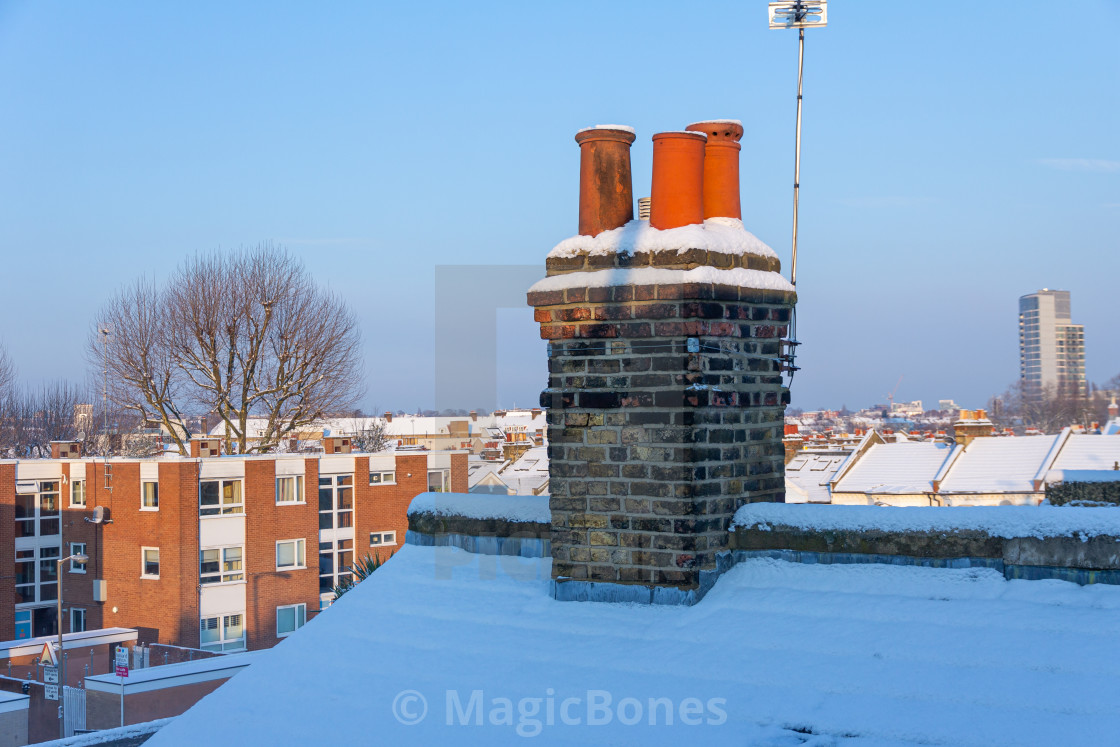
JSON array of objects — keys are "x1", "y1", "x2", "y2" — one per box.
[{"x1": 0, "y1": 1, "x2": 1117, "y2": 413}]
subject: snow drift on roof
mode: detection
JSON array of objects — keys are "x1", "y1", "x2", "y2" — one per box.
[
  {"x1": 528, "y1": 266, "x2": 794, "y2": 295},
  {"x1": 151, "y1": 544, "x2": 1120, "y2": 746},
  {"x1": 548, "y1": 218, "x2": 777, "y2": 259},
  {"x1": 408, "y1": 491, "x2": 550, "y2": 523},
  {"x1": 733, "y1": 502, "x2": 1120, "y2": 539}
]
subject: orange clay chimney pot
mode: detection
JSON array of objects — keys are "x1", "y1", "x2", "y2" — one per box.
[
  {"x1": 575, "y1": 126, "x2": 636, "y2": 237},
  {"x1": 685, "y1": 120, "x2": 744, "y2": 220},
  {"x1": 649, "y1": 131, "x2": 707, "y2": 230}
]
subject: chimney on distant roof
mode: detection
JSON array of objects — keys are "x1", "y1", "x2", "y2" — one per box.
[
  {"x1": 649, "y1": 131, "x2": 706, "y2": 230},
  {"x1": 953, "y1": 409, "x2": 994, "y2": 448},
  {"x1": 686, "y1": 120, "x2": 744, "y2": 220},
  {"x1": 470, "y1": 410, "x2": 478, "y2": 422},
  {"x1": 384, "y1": 411, "x2": 393, "y2": 423},
  {"x1": 1109, "y1": 397, "x2": 1118, "y2": 419},
  {"x1": 637, "y1": 196, "x2": 651, "y2": 220},
  {"x1": 575, "y1": 126, "x2": 636, "y2": 237}
]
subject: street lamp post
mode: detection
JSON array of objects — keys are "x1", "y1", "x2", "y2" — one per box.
[{"x1": 57, "y1": 552, "x2": 88, "y2": 738}]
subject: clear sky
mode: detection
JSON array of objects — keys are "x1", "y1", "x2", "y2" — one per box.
[{"x1": 1, "y1": 1, "x2": 1117, "y2": 414}]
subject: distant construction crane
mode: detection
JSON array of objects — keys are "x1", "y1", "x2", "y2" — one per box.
[{"x1": 887, "y1": 375, "x2": 903, "y2": 410}]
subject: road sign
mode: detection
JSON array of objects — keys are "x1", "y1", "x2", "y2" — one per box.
[
  {"x1": 40, "y1": 642, "x2": 58, "y2": 667},
  {"x1": 43, "y1": 666, "x2": 58, "y2": 684},
  {"x1": 45, "y1": 684, "x2": 58, "y2": 701},
  {"x1": 114, "y1": 646, "x2": 129, "y2": 678}
]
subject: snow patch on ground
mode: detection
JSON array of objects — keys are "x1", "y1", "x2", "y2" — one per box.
[
  {"x1": 734, "y1": 503, "x2": 1120, "y2": 539},
  {"x1": 408, "y1": 492, "x2": 551, "y2": 523},
  {"x1": 548, "y1": 218, "x2": 777, "y2": 259},
  {"x1": 529, "y1": 266, "x2": 794, "y2": 294}
]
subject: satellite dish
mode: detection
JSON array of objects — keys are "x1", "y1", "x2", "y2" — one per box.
[{"x1": 77, "y1": 431, "x2": 87, "y2": 442}]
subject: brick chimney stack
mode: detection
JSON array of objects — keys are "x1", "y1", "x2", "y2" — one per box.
[
  {"x1": 529, "y1": 121, "x2": 796, "y2": 605},
  {"x1": 384, "y1": 411, "x2": 393, "y2": 423},
  {"x1": 1109, "y1": 397, "x2": 1118, "y2": 420},
  {"x1": 953, "y1": 409, "x2": 994, "y2": 448},
  {"x1": 576, "y1": 126, "x2": 636, "y2": 237}
]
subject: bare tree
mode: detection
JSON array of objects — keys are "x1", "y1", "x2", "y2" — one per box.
[
  {"x1": 90, "y1": 278, "x2": 192, "y2": 454},
  {"x1": 0, "y1": 380, "x2": 87, "y2": 458},
  {"x1": 352, "y1": 418, "x2": 390, "y2": 453},
  {"x1": 0, "y1": 343, "x2": 14, "y2": 396},
  {"x1": 95, "y1": 244, "x2": 364, "y2": 455}
]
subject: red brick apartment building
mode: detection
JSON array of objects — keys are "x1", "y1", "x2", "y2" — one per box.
[{"x1": 0, "y1": 439, "x2": 466, "y2": 652}]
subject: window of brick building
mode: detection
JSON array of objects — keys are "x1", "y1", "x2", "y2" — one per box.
[
  {"x1": 200, "y1": 546, "x2": 244, "y2": 584},
  {"x1": 142, "y1": 481, "x2": 159, "y2": 510},
  {"x1": 276, "y1": 539, "x2": 306, "y2": 570},
  {"x1": 276, "y1": 476, "x2": 304, "y2": 505},
  {"x1": 199, "y1": 479, "x2": 243, "y2": 517},
  {"x1": 428, "y1": 469, "x2": 450, "y2": 492},
  {"x1": 141, "y1": 547, "x2": 160, "y2": 579},
  {"x1": 369, "y1": 531, "x2": 397, "y2": 548},
  {"x1": 69, "y1": 543, "x2": 87, "y2": 573},
  {"x1": 70, "y1": 480, "x2": 86, "y2": 507},
  {"x1": 200, "y1": 613, "x2": 245, "y2": 652},
  {"x1": 369, "y1": 471, "x2": 396, "y2": 486},
  {"x1": 276, "y1": 604, "x2": 306, "y2": 637},
  {"x1": 70, "y1": 608, "x2": 86, "y2": 633}
]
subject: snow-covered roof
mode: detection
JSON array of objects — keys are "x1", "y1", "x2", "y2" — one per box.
[
  {"x1": 529, "y1": 266, "x2": 793, "y2": 295},
  {"x1": 938, "y1": 435, "x2": 1059, "y2": 494},
  {"x1": 501, "y1": 445, "x2": 550, "y2": 495},
  {"x1": 1106, "y1": 417, "x2": 1120, "y2": 436},
  {"x1": 832, "y1": 442, "x2": 956, "y2": 494},
  {"x1": 150, "y1": 544, "x2": 1120, "y2": 746},
  {"x1": 1050, "y1": 434, "x2": 1120, "y2": 471},
  {"x1": 784, "y1": 452, "x2": 845, "y2": 503},
  {"x1": 547, "y1": 217, "x2": 777, "y2": 260},
  {"x1": 407, "y1": 492, "x2": 550, "y2": 524}
]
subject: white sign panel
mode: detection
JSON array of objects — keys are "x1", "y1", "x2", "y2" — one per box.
[
  {"x1": 43, "y1": 666, "x2": 58, "y2": 684},
  {"x1": 45, "y1": 684, "x2": 58, "y2": 701}
]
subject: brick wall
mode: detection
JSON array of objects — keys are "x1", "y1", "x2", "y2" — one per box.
[
  {"x1": 60, "y1": 461, "x2": 99, "y2": 634},
  {"x1": 530, "y1": 280, "x2": 795, "y2": 591},
  {"x1": 87, "y1": 679, "x2": 226, "y2": 730},
  {"x1": 0, "y1": 464, "x2": 15, "y2": 640},
  {"x1": 354, "y1": 453, "x2": 429, "y2": 564},
  {"x1": 244, "y1": 459, "x2": 319, "y2": 649}
]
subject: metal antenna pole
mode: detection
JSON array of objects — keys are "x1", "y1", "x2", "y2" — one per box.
[{"x1": 791, "y1": 26, "x2": 805, "y2": 288}]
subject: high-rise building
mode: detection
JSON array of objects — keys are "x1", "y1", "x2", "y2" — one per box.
[{"x1": 1019, "y1": 289, "x2": 1086, "y2": 398}]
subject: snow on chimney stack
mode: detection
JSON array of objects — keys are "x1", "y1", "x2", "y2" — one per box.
[
  {"x1": 686, "y1": 120, "x2": 743, "y2": 220},
  {"x1": 575, "y1": 125, "x2": 636, "y2": 237},
  {"x1": 649, "y1": 131, "x2": 707, "y2": 230}
]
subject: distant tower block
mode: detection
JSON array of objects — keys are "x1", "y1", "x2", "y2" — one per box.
[{"x1": 529, "y1": 122, "x2": 796, "y2": 604}]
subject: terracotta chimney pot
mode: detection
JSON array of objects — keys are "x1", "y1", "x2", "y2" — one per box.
[
  {"x1": 650, "y1": 131, "x2": 707, "y2": 230},
  {"x1": 575, "y1": 125, "x2": 636, "y2": 237},
  {"x1": 686, "y1": 120, "x2": 744, "y2": 220}
]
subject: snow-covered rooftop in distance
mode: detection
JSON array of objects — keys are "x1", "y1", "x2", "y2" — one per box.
[
  {"x1": 408, "y1": 491, "x2": 549, "y2": 523},
  {"x1": 151, "y1": 544, "x2": 1120, "y2": 746},
  {"x1": 832, "y1": 442, "x2": 956, "y2": 494},
  {"x1": 529, "y1": 266, "x2": 794, "y2": 295},
  {"x1": 784, "y1": 452, "x2": 845, "y2": 503},
  {"x1": 548, "y1": 218, "x2": 777, "y2": 259},
  {"x1": 938, "y1": 435, "x2": 1059, "y2": 493},
  {"x1": 1049, "y1": 433, "x2": 1120, "y2": 471}
]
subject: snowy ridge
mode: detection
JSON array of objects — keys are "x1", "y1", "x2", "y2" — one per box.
[
  {"x1": 408, "y1": 491, "x2": 550, "y2": 523},
  {"x1": 733, "y1": 503, "x2": 1120, "y2": 539},
  {"x1": 548, "y1": 218, "x2": 777, "y2": 259},
  {"x1": 529, "y1": 266, "x2": 794, "y2": 295}
]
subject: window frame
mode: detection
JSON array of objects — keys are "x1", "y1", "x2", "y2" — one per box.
[
  {"x1": 276, "y1": 603, "x2": 307, "y2": 637},
  {"x1": 70, "y1": 479, "x2": 86, "y2": 508},
  {"x1": 141, "y1": 547, "x2": 160, "y2": 579},
  {"x1": 200, "y1": 613, "x2": 246, "y2": 652},
  {"x1": 199, "y1": 545, "x2": 245, "y2": 585},
  {"x1": 368, "y1": 470, "x2": 396, "y2": 486},
  {"x1": 141, "y1": 481, "x2": 159, "y2": 511},
  {"x1": 369, "y1": 530, "x2": 398, "y2": 548},
  {"x1": 69, "y1": 542, "x2": 87, "y2": 574},
  {"x1": 199, "y1": 479, "x2": 244, "y2": 517},
  {"x1": 275, "y1": 475, "x2": 305, "y2": 505},
  {"x1": 427, "y1": 469, "x2": 450, "y2": 493},
  {"x1": 275, "y1": 539, "x2": 306, "y2": 571},
  {"x1": 70, "y1": 607, "x2": 87, "y2": 634}
]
